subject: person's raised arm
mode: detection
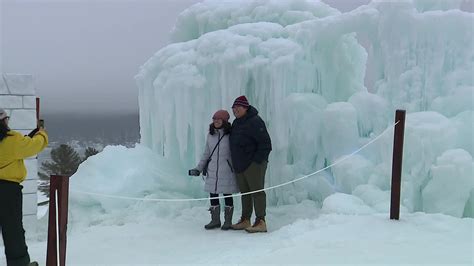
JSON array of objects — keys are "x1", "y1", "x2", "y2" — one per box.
[{"x1": 14, "y1": 130, "x2": 49, "y2": 159}]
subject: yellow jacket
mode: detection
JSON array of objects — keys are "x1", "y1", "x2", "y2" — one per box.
[{"x1": 0, "y1": 130, "x2": 48, "y2": 183}]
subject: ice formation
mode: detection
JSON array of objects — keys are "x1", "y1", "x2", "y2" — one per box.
[{"x1": 74, "y1": 0, "x2": 473, "y2": 218}]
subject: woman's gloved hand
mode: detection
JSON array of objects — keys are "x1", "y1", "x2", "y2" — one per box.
[{"x1": 188, "y1": 169, "x2": 201, "y2": 176}]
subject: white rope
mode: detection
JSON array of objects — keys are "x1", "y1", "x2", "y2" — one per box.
[
  {"x1": 71, "y1": 121, "x2": 398, "y2": 202},
  {"x1": 55, "y1": 189, "x2": 60, "y2": 266}
]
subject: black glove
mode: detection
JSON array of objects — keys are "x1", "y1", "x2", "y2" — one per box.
[
  {"x1": 27, "y1": 128, "x2": 39, "y2": 138},
  {"x1": 188, "y1": 169, "x2": 200, "y2": 176}
]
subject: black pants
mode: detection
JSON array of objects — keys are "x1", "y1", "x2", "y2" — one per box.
[
  {"x1": 0, "y1": 180, "x2": 31, "y2": 266},
  {"x1": 210, "y1": 193, "x2": 233, "y2": 206}
]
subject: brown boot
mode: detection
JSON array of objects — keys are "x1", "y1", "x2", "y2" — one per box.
[
  {"x1": 231, "y1": 217, "x2": 250, "y2": 230},
  {"x1": 245, "y1": 218, "x2": 267, "y2": 233}
]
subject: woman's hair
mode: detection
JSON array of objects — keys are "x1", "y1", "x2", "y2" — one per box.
[
  {"x1": 209, "y1": 121, "x2": 231, "y2": 135},
  {"x1": 0, "y1": 119, "x2": 11, "y2": 142}
]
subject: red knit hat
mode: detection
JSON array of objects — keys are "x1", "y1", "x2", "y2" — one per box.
[
  {"x1": 212, "y1": 110, "x2": 230, "y2": 122},
  {"x1": 232, "y1": 95, "x2": 249, "y2": 108}
]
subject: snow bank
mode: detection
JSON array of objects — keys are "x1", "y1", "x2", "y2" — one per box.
[
  {"x1": 69, "y1": 145, "x2": 205, "y2": 226},
  {"x1": 321, "y1": 193, "x2": 375, "y2": 215}
]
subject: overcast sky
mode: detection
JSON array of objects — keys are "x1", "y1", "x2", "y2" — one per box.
[{"x1": 0, "y1": 0, "x2": 470, "y2": 114}]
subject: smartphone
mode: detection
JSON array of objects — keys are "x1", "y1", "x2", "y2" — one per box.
[{"x1": 38, "y1": 119, "x2": 45, "y2": 129}]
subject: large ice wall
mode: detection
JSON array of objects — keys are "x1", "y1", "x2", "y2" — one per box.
[
  {"x1": 135, "y1": 0, "x2": 473, "y2": 217},
  {"x1": 170, "y1": 0, "x2": 340, "y2": 42}
]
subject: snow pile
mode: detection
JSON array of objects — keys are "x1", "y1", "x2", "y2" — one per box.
[
  {"x1": 321, "y1": 193, "x2": 375, "y2": 215},
  {"x1": 69, "y1": 145, "x2": 205, "y2": 226},
  {"x1": 131, "y1": 0, "x2": 474, "y2": 218}
]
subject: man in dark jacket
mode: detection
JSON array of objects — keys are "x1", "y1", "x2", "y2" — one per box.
[{"x1": 229, "y1": 96, "x2": 272, "y2": 233}]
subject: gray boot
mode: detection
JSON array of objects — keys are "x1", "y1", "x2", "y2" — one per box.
[
  {"x1": 221, "y1": 206, "x2": 234, "y2": 230},
  {"x1": 204, "y1": 205, "x2": 221, "y2": 229}
]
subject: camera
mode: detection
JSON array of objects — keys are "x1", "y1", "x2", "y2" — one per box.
[
  {"x1": 188, "y1": 169, "x2": 200, "y2": 176},
  {"x1": 27, "y1": 119, "x2": 45, "y2": 138}
]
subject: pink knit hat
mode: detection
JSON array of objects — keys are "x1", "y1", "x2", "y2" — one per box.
[{"x1": 212, "y1": 110, "x2": 230, "y2": 122}]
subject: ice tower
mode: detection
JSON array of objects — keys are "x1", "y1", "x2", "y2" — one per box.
[{"x1": 135, "y1": 0, "x2": 473, "y2": 217}]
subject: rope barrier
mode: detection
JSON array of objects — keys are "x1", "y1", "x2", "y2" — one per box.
[{"x1": 71, "y1": 121, "x2": 398, "y2": 202}]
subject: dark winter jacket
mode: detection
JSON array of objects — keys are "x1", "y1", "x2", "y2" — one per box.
[{"x1": 230, "y1": 106, "x2": 272, "y2": 173}]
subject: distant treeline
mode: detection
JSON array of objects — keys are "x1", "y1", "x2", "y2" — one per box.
[{"x1": 41, "y1": 112, "x2": 140, "y2": 145}]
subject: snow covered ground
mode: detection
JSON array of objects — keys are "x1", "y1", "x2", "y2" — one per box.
[{"x1": 3, "y1": 201, "x2": 472, "y2": 265}]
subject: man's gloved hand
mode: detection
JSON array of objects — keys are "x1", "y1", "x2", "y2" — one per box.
[{"x1": 188, "y1": 169, "x2": 201, "y2": 176}]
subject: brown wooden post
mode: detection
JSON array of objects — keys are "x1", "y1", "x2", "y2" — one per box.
[
  {"x1": 36, "y1": 97, "x2": 40, "y2": 122},
  {"x1": 390, "y1": 110, "x2": 406, "y2": 220},
  {"x1": 46, "y1": 175, "x2": 70, "y2": 266}
]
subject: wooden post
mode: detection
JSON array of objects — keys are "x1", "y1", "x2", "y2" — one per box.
[
  {"x1": 390, "y1": 110, "x2": 406, "y2": 220},
  {"x1": 36, "y1": 97, "x2": 40, "y2": 122},
  {"x1": 46, "y1": 175, "x2": 70, "y2": 266}
]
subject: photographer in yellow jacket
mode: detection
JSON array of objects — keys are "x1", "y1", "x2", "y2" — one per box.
[{"x1": 0, "y1": 108, "x2": 48, "y2": 266}]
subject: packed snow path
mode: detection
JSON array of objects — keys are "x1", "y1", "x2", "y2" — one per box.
[{"x1": 2, "y1": 203, "x2": 472, "y2": 265}]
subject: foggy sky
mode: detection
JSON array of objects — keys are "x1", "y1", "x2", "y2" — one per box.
[
  {"x1": 1, "y1": 0, "x2": 470, "y2": 114},
  {"x1": 1, "y1": 0, "x2": 201, "y2": 114}
]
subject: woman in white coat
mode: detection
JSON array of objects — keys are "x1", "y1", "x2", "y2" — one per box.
[{"x1": 189, "y1": 110, "x2": 239, "y2": 230}]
